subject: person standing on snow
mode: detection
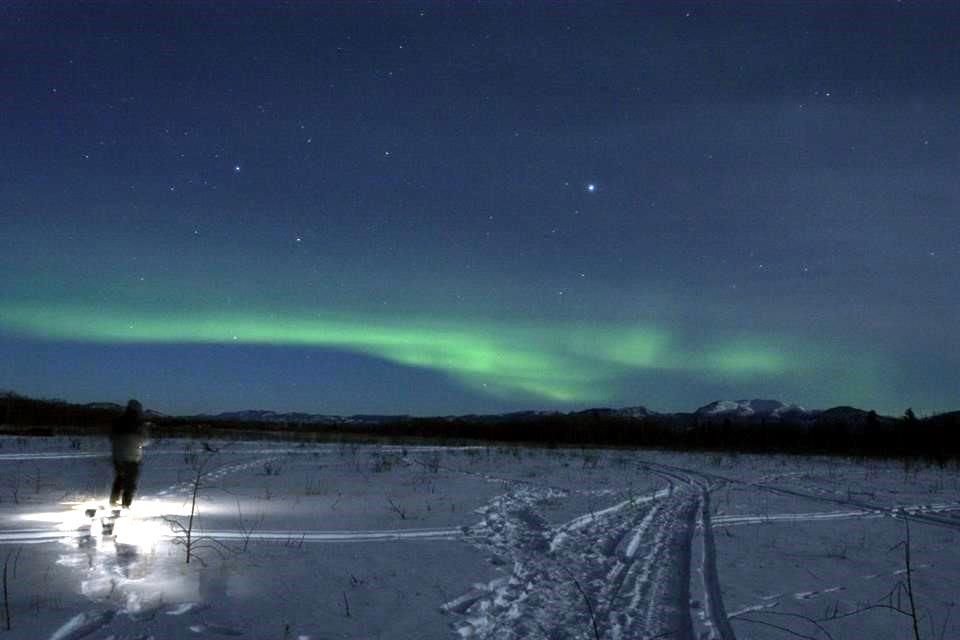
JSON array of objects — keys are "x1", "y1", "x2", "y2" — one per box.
[{"x1": 109, "y1": 399, "x2": 148, "y2": 508}]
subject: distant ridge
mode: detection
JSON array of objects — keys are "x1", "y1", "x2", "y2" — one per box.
[
  {"x1": 196, "y1": 405, "x2": 663, "y2": 425},
  {"x1": 194, "y1": 409, "x2": 408, "y2": 425},
  {"x1": 0, "y1": 388, "x2": 932, "y2": 428},
  {"x1": 197, "y1": 400, "x2": 819, "y2": 425},
  {"x1": 2, "y1": 390, "x2": 959, "y2": 459}
]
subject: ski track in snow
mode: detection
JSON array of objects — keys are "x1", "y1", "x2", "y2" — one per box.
[
  {"x1": 154, "y1": 455, "x2": 280, "y2": 498},
  {"x1": 446, "y1": 465, "x2": 737, "y2": 640},
  {"x1": 0, "y1": 452, "x2": 104, "y2": 461},
  {"x1": 726, "y1": 562, "x2": 934, "y2": 619},
  {"x1": 637, "y1": 457, "x2": 960, "y2": 532},
  {"x1": 0, "y1": 527, "x2": 464, "y2": 546},
  {"x1": 4, "y1": 500, "x2": 954, "y2": 547}
]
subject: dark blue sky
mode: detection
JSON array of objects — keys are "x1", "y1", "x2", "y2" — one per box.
[{"x1": 2, "y1": 2, "x2": 958, "y2": 416}]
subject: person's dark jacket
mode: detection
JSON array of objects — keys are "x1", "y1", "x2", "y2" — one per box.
[{"x1": 111, "y1": 400, "x2": 148, "y2": 463}]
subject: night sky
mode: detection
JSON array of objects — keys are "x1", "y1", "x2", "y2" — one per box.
[{"x1": 2, "y1": 2, "x2": 958, "y2": 416}]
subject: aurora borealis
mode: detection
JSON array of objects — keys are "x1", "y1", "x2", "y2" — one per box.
[
  {"x1": 0, "y1": 303, "x2": 813, "y2": 404},
  {"x1": 1, "y1": 3, "x2": 958, "y2": 415}
]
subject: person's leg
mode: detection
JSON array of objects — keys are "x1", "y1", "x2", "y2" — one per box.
[
  {"x1": 122, "y1": 462, "x2": 141, "y2": 507},
  {"x1": 110, "y1": 462, "x2": 124, "y2": 506}
]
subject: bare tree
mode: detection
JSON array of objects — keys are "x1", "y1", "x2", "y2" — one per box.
[{"x1": 163, "y1": 446, "x2": 231, "y2": 565}]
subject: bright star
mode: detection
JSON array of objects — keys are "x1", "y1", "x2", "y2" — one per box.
[
  {"x1": 586, "y1": 183, "x2": 596, "y2": 193},
  {"x1": 233, "y1": 165, "x2": 241, "y2": 173}
]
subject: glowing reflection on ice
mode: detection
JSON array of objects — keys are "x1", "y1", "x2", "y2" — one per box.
[
  {"x1": 51, "y1": 498, "x2": 217, "y2": 620},
  {"x1": 19, "y1": 497, "x2": 221, "y2": 545}
]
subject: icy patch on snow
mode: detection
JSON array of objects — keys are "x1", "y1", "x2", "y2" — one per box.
[
  {"x1": 166, "y1": 601, "x2": 207, "y2": 616},
  {"x1": 48, "y1": 609, "x2": 115, "y2": 640}
]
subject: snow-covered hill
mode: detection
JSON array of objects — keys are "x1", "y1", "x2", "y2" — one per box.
[{"x1": 694, "y1": 399, "x2": 815, "y2": 420}]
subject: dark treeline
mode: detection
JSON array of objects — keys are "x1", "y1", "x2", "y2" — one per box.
[
  {"x1": 333, "y1": 412, "x2": 960, "y2": 462},
  {"x1": 1, "y1": 392, "x2": 958, "y2": 461},
  {"x1": 0, "y1": 392, "x2": 121, "y2": 434}
]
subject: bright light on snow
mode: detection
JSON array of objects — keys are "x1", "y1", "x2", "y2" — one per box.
[{"x1": 18, "y1": 497, "x2": 217, "y2": 547}]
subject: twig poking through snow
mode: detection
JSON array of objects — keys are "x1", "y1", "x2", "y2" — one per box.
[
  {"x1": 558, "y1": 564, "x2": 600, "y2": 640},
  {"x1": 2, "y1": 546, "x2": 21, "y2": 631}
]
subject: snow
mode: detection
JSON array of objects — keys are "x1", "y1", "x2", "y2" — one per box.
[
  {"x1": 695, "y1": 399, "x2": 810, "y2": 418},
  {"x1": 0, "y1": 436, "x2": 958, "y2": 639}
]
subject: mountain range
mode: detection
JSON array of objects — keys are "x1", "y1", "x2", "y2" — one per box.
[{"x1": 185, "y1": 399, "x2": 868, "y2": 425}]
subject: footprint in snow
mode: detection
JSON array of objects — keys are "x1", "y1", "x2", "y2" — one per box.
[{"x1": 189, "y1": 622, "x2": 244, "y2": 636}]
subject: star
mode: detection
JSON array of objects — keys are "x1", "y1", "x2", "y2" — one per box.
[
  {"x1": 586, "y1": 183, "x2": 597, "y2": 193},
  {"x1": 233, "y1": 165, "x2": 241, "y2": 173}
]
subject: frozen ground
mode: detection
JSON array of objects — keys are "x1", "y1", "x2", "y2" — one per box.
[{"x1": 0, "y1": 436, "x2": 958, "y2": 639}]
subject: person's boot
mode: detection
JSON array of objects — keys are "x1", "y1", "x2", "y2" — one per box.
[{"x1": 110, "y1": 474, "x2": 124, "y2": 506}]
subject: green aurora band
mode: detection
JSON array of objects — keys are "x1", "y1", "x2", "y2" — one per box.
[{"x1": 1, "y1": 304, "x2": 821, "y2": 403}]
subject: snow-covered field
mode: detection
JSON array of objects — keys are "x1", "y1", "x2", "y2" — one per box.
[{"x1": 0, "y1": 435, "x2": 958, "y2": 639}]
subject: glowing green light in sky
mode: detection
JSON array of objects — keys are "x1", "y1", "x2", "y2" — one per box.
[
  {"x1": 702, "y1": 345, "x2": 788, "y2": 376},
  {"x1": 0, "y1": 303, "x2": 805, "y2": 402}
]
